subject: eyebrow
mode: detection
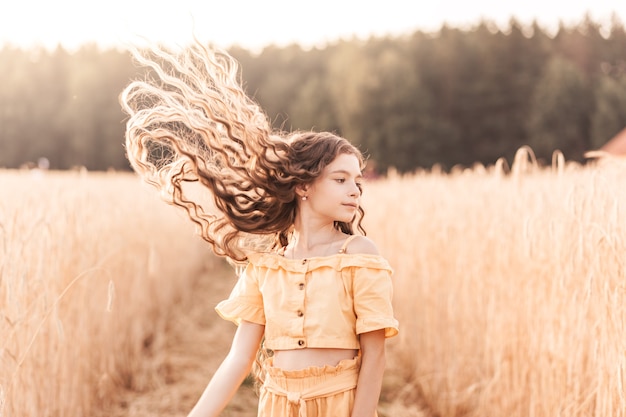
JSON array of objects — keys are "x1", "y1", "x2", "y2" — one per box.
[{"x1": 329, "y1": 169, "x2": 363, "y2": 178}]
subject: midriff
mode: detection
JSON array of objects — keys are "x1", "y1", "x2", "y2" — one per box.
[{"x1": 273, "y1": 348, "x2": 359, "y2": 371}]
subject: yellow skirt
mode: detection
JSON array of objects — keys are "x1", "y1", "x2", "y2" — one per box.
[{"x1": 258, "y1": 356, "x2": 373, "y2": 417}]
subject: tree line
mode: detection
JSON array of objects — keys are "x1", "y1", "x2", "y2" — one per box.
[{"x1": 1, "y1": 15, "x2": 626, "y2": 173}]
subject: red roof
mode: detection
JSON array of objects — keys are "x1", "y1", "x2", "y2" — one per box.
[{"x1": 600, "y1": 127, "x2": 626, "y2": 155}]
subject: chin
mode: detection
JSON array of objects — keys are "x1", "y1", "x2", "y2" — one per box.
[{"x1": 335, "y1": 216, "x2": 354, "y2": 224}]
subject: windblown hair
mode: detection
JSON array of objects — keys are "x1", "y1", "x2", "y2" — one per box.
[{"x1": 120, "y1": 41, "x2": 366, "y2": 263}]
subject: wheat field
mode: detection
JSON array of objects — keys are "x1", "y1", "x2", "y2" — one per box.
[
  {"x1": 364, "y1": 150, "x2": 626, "y2": 417},
  {"x1": 0, "y1": 170, "x2": 215, "y2": 416},
  {"x1": 1, "y1": 150, "x2": 626, "y2": 416}
]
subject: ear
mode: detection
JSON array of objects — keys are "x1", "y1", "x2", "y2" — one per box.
[{"x1": 295, "y1": 183, "x2": 309, "y2": 199}]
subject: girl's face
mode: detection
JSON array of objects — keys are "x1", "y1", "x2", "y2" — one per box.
[{"x1": 302, "y1": 153, "x2": 363, "y2": 224}]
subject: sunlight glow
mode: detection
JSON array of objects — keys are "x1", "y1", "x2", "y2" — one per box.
[{"x1": 0, "y1": 0, "x2": 624, "y2": 52}]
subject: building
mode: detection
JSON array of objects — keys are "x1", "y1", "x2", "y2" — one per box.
[{"x1": 599, "y1": 127, "x2": 626, "y2": 156}]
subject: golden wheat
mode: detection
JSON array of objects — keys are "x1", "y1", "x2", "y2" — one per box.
[
  {"x1": 363, "y1": 152, "x2": 626, "y2": 417},
  {"x1": 3, "y1": 150, "x2": 626, "y2": 417},
  {"x1": 0, "y1": 170, "x2": 214, "y2": 417}
]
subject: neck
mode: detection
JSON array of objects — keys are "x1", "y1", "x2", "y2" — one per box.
[{"x1": 288, "y1": 219, "x2": 344, "y2": 258}]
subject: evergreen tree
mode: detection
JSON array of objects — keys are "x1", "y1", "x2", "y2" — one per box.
[
  {"x1": 590, "y1": 74, "x2": 626, "y2": 149},
  {"x1": 526, "y1": 56, "x2": 594, "y2": 162}
]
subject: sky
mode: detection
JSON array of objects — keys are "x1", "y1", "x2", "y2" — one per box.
[{"x1": 1, "y1": 0, "x2": 625, "y2": 52}]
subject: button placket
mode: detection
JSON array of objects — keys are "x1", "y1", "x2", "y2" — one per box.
[
  {"x1": 296, "y1": 281, "x2": 305, "y2": 333},
  {"x1": 292, "y1": 258, "x2": 309, "y2": 348},
  {"x1": 294, "y1": 262, "x2": 308, "y2": 349}
]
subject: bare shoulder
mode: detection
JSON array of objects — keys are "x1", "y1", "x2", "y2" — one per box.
[{"x1": 344, "y1": 235, "x2": 380, "y2": 255}]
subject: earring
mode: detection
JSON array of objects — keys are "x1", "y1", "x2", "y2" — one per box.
[{"x1": 302, "y1": 196, "x2": 307, "y2": 201}]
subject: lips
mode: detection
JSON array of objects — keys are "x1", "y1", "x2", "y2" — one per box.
[{"x1": 343, "y1": 203, "x2": 358, "y2": 209}]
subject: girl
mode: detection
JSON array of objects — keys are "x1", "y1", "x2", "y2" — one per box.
[{"x1": 120, "y1": 41, "x2": 399, "y2": 417}]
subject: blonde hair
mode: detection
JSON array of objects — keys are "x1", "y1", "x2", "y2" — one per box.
[{"x1": 119, "y1": 41, "x2": 366, "y2": 263}]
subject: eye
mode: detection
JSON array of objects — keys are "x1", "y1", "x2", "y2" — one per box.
[
  {"x1": 335, "y1": 178, "x2": 346, "y2": 183},
  {"x1": 356, "y1": 182, "x2": 363, "y2": 192}
]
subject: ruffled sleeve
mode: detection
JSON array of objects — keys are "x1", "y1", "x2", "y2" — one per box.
[
  {"x1": 215, "y1": 262, "x2": 265, "y2": 326},
  {"x1": 352, "y1": 261, "x2": 399, "y2": 338}
]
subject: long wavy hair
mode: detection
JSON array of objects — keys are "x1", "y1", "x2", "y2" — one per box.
[{"x1": 119, "y1": 41, "x2": 367, "y2": 264}]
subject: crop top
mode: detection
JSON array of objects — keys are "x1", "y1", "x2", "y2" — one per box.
[{"x1": 215, "y1": 242, "x2": 399, "y2": 351}]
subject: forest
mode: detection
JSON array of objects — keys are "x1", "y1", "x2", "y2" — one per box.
[{"x1": 1, "y1": 15, "x2": 626, "y2": 173}]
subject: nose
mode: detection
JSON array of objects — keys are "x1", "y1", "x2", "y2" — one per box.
[{"x1": 349, "y1": 182, "x2": 361, "y2": 197}]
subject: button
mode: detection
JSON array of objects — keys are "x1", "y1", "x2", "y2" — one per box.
[
  {"x1": 297, "y1": 310, "x2": 304, "y2": 317},
  {"x1": 298, "y1": 283, "x2": 305, "y2": 290},
  {"x1": 302, "y1": 258, "x2": 307, "y2": 265},
  {"x1": 298, "y1": 340, "x2": 305, "y2": 346}
]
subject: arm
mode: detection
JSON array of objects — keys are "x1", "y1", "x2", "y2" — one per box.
[
  {"x1": 351, "y1": 329, "x2": 386, "y2": 417},
  {"x1": 187, "y1": 320, "x2": 265, "y2": 417}
]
